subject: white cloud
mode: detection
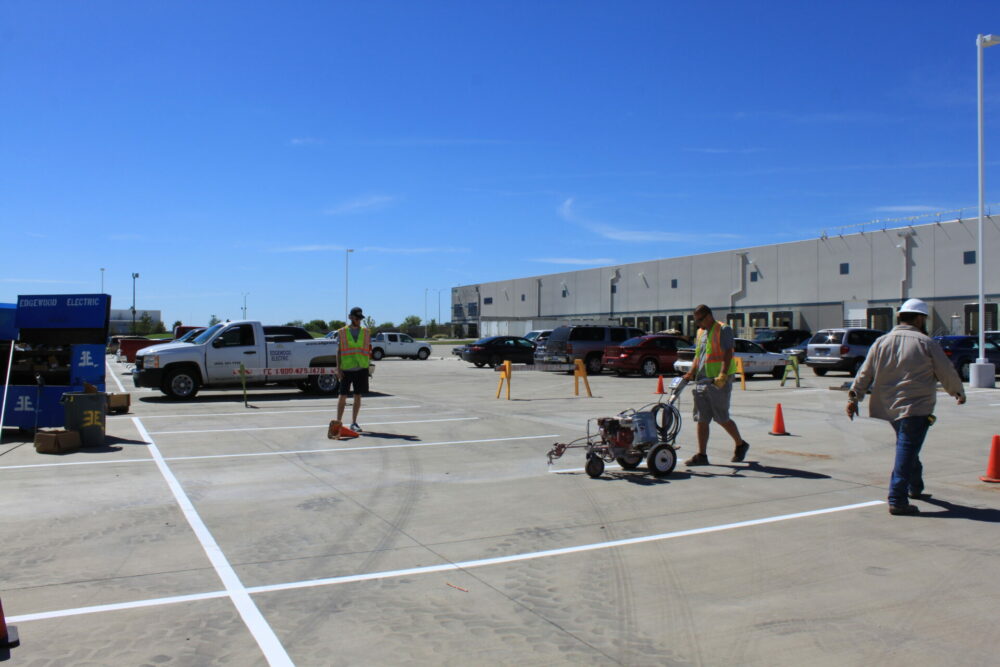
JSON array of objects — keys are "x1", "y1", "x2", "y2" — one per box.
[
  {"x1": 361, "y1": 246, "x2": 468, "y2": 254},
  {"x1": 288, "y1": 137, "x2": 324, "y2": 146},
  {"x1": 324, "y1": 195, "x2": 395, "y2": 216},
  {"x1": 557, "y1": 197, "x2": 739, "y2": 243},
  {"x1": 530, "y1": 257, "x2": 616, "y2": 265},
  {"x1": 271, "y1": 244, "x2": 345, "y2": 252}
]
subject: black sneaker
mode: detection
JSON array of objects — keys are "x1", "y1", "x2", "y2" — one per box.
[
  {"x1": 889, "y1": 504, "x2": 920, "y2": 516},
  {"x1": 685, "y1": 453, "x2": 710, "y2": 466},
  {"x1": 732, "y1": 441, "x2": 750, "y2": 463},
  {"x1": 908, "y1": 492, "x2": 931, "y2": 500}
]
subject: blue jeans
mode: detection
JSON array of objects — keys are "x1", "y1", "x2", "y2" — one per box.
[{"x1": 889, "y1": 416, "x2": 930, "y2": 506}]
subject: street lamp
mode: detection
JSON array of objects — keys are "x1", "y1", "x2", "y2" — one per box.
[
  {"x1": 972, "y1": 33, "x2": 999, "y2": 388},
  {"x1": 242, "y1": 293, "x2": 249, "y2": 319},
  {"x1": 345, "y1": 248, "x2": 354, "y2": 317},
  {"x1": 100, "y1": 267, "x2": 105, "y2": 293},
  {"x1": 131, "y1": 272, "x2": 140, "y2": 333},
  {"x1": 424, "y1": 287, "x2": 429, "y2": 336}
]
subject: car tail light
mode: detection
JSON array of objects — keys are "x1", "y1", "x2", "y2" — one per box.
[
  {"x1": 470, "y1": 345, "x2": 484, "y2": 351},
  {"x1": 943, "y1": 349, "x2": 952, "y2": 356},
  {"x1": 840, "y1": 345, "x2": 849, "y2": 355}
]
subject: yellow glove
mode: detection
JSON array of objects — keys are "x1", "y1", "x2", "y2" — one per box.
[{"x1": 713, "y1": 374, "x2": 727, "y2": 388}]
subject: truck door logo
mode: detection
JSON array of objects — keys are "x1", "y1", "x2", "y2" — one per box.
[
  {"x1": 78, "y1": 350, "x2": 98, "y2": 367},
  {"x1": 15, "y1": 396, "x2": 34, "y2": 412}
]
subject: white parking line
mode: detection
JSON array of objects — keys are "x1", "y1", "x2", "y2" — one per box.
[
  {"x1": 8, "y1": 500, "x2": 883, "y2": 624},
  {"x1": 109, "y1": 405, "x2": 422, "y2": 420},
  {"x1": 0, "y1": 434, "x2": 560, "y2": 470},
  {"x1": 132, "y1": 417, "x2": 293, "y2": 666},
  {"x1": 147, "y1": 417, "x2": 477, "y2": 435}
]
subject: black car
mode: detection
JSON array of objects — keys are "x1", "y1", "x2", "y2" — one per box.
[
  {"x1": 753, "y1": 328, "x2": 812, "y2": 353},
  {"x1": 934, "y1": 335, "x2": 1000, "y2": 381},
  {"x1": 461, "y1": 336, "x2": 535, "y2": 367}
]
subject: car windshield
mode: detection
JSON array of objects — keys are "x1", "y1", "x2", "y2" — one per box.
[
  {"x1": 620, "y1": 337, "x2": 645, "y2": 347},
  {"x1": 809, "y1": 331, "x2": 844, "y2": 344},
  {"x1": 176, "y1": 329, "x2": 204, "y2": 343},
  {"x1": 524, "y1": 332, "x2": 539, "y2": 341},
  {"x1": 193, "y1": 324, "x2": 225, "y2": 344},
  {"x1": 754, "y1": 331, "x2": 777, "y2": 342}
]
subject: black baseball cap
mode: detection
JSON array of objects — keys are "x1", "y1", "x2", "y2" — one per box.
[{"x1": 349, "y1": 307, "x2": 364, "y2": 318}]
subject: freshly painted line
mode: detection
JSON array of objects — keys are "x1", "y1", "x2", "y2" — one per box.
[
  {"x1": 8, "y1": 590, "x2": 230, "y2": 622},
  {"x1": 148, "y1": 416, "x2": 477, "y2": 435},
  {"x1": 132, "y1": 418, "x2": 293, "y2": 666},
  {"x1": 109, "y1": 405, "x2": 421, "y2": 420},
  {"x1": 163, "y1": 434, "x2": 562, "y2": 462},
  {"x1": 9, "y1": 500, "x2": 883, "y2": 624},
  {"x1": 245, "y1": 501, "x2": 886, "y2": 593},
  {"x1": 550, "y1": 462, "x2": 623, "y2": 474},
  {"x1": 0, "y1": 434, "x2": 560, "y2": 470},
  {"x1": 107, "y1": 365, "x2": 126, "y2": 393}
]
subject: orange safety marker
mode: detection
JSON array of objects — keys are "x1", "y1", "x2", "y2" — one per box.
[
  {"x1": 768, "y1": 403, "x2": 790, "y2": 436},
  {"x1": 0, "y1": 596, "x2": 19, "y2": 650},
  {"x1": 573, "y1": 359, "x2": 593, "y2": 397},
  {"x1": 654, "y1": 375, "x2": 665, "y2": 394},
  {"x1": 495, "y1": 360, "x2": 512, "y2": 400},
  {"x1": 981, "y1": 434, "x2": 1000, "y2": 483},
  {"x1": 327, "y1": 420, "x2": 360, "y2": 440}
]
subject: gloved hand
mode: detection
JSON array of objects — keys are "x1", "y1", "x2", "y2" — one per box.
[{"x1": 713, "y1": 374, "x2": 727, "y2": 388}]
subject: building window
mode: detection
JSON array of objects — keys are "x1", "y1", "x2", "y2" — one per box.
[
  {"x1": 750, "y1": 271, "x2": 759, "y2": 282},
  {"x1": 964, "y1": 250, "x2": 976, "y2": 265},
  {"x1": 611, "y1": 285, "x2": 617, "y2": 294},
  {"x1": 483, "y1": 297, "x2": 493, "y2": 305},
  {"x1": 671, "y1": 279, "x2": 678, "y2": 289},
  {"x1": 839, "y1": 263, "x2": 849, "y2": 275},
  {"x1": 561, "y1": 288, "x2": 568, "y2": 298},
  {"x1": 521, "y1": 294, "x2": 525, "y2": 301}
]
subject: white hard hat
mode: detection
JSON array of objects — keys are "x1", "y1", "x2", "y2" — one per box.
[{"x1": 899, "y1": 298, "x2": 929, "y2": 316}]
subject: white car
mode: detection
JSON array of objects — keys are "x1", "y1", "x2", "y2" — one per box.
[
  {"x1": 673, "y1": 338, "x2": 788, "y2": 378},
  {"x1": 371, "y1": 332, "x2": 432, "y2": 360}
]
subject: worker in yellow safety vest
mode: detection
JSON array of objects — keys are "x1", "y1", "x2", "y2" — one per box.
[
  {"x1": 336, "y1": 306, "x2": 371, "y2": 432},
  {"x1": 681, "y1": 304, "x2": 750, "y2": 466}
]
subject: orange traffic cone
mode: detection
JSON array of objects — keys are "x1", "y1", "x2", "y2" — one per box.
[
  {"x1": 768, "y1": 403, "x2": 790, "y2": 436},
  {"x1": 981, "y1": 434, "x2": 1000, "y2": 483},
  {"x1": 654, "y1": 376, "x2": 665, "y2": 394},
  {"x1": 339, "y1": 425, "x2": 360, "y2": 439},
  {"x1": 327, "y1": 420, "x2": 360, "y2": 440},
  {"x1": 0, "y1": 596, "x2": 19, "y2": 649}
]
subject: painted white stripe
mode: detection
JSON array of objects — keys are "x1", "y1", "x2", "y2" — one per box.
[
  {"x1": 9, "y1": 500, "x2": 883, "y2": 624},
  {"x1": 0, "y1": 434, "x2": 560, "y2": 470},
  {"x1": 550, "y1": 462, "x2": 623, "y2": 474},
  {"x1": 109, "y1": 405, "x2": 421, "y2": 420},
  {"x1": 107, "y1": 364, "x2": 126, "y2": 393},
  {"x1": 132, "y1": 418, "x2": 293, "y2": 666},
  {"x1": 148, "y1": 416, "x2": 477, "y2": 435}
]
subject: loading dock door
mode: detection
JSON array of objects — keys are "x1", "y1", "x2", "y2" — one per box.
[
  {"x1": 964, "y1": 303, "x2": 998, "y2": 335},
  {"x1": 867, "y1": 307, "x2": 893, "y2": 331}
]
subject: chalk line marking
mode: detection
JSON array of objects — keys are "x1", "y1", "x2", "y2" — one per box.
[
  {"x1": 148, "y1": 416, "x2": 477, "y2": 435},
  {"x1": 9, "y1": 500, "x2": 883, "y2": 624},
  {"x1": 109, "y1": 405, "x2": 421, "y2": 420},
  {"x1": 0, "y1": 434, "x2": 560, "y2": 470},
  {"x1": 131, "y1": 417, "x2": 293, "y2": 666}
]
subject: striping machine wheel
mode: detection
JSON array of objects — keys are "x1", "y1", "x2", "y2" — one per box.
[
  {"x1": 646, "y1": 444, "x2": 677, "y2": 478},
  {"x1": 585, "y1": 453, "x2": 606, "y2": 478}
]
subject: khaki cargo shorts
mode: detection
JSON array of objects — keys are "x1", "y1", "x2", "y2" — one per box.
[{"x1": 691, "y1": 378, "x2": 732, "y2": 424}]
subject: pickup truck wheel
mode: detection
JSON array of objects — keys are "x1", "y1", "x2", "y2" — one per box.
[
  {"x1": 417, "y1": 348, "x2": 430, "y2": 360},
  {"x1": 163, "y1": 368, "x2": 199, "y2": 399},
  {"x1": 585, "y1": 355, "x2": 603, "y2": 375},
  {"x1": 771, "y1": 366, "x2": 785, "y2": 379},
  {"x1": 813, "y1": 367, "x2": 827, "y2": 376},
  {"x1": 371, "y1": 348, "x2": 384, "y2": 361},
  {"x1": 311, "y1": 373, "x2": 340, "y2": 395}
]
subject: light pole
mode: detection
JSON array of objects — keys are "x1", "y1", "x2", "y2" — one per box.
[
  {"x1": 973, "y1": 33, "x2": 999, "y2": 388},
  {"x1": 241, "y1": 293, "x2": 249, "y2": 319},
  {"x1": 345, "y1": 248, "x2": 354, "y2": 317},
  {"x1": 437, "y1": 288, "x2": 444, "y2": 324},
  {"x1": 424, "y1": 287, "x2": 429, "y2": 336},
  {"x1": 100, "y1": 268, "x2": 105, "y2": 293},
  {"x1": 131, "y1": 272, "x2": 140, "y2": 333}
]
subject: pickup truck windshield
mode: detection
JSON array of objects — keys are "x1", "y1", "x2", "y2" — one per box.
[{"x1": 193, "y1": 323, "x2": 225, "y2": 344}]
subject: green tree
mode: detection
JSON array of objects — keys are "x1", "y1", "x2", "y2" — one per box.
[
  {"x1": 285, "y1": 319, "x2": 304, "y2": 327},
  {"x1": 153, "y1": 320, "x2": 167, "y2": 334},
  {"x1": 364, "y1": 316, "x2": 377, "y2": 329},
  {"x1": 376, "y1": 321, "x2": 394, "y2": 332},
  {"x1": 401, "y1": 315, "x2": 421, "y2": 329},
  {"x1": 306, "y1": 319, "x2": 328, "y2": 333},
  {"x1": 134, "y1": 312, "x2": 154, "y2": 335},
  {"x1": 328, "y1": 319, "x2": 345, "y2": 331},
  {"x1": 171, "y1": 320, "x2": 182, "y2": 331},
  {"x1": 209, "y1": 315, "x2": 221, "y2": 325}
]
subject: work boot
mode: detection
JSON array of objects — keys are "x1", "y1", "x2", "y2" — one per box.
[
  {"x1": 732, "y1": 441, "x2": 750, "y2": 463},
  {"x1": 888, "y1": 504, "x2": 919, "y2": 516},
  {"x1": 685, "y1": 453, "x2": 710, "y2": 466}
]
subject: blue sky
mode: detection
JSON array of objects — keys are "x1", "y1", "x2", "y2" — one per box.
[{"x1": 2, "y1": 1, "x2": 998, "y2": 327}]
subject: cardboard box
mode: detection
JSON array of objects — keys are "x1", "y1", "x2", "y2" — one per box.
[
  {"x1": 34, "y1": 429, "x2": 82, "y2": 455},
  {"x1": 107, "y1": 393, "x2": 131, "y2": 414}
]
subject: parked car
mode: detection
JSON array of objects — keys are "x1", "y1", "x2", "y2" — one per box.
[
  {"x1": 371, "y1": 332, "x2": 432, "y2": 360},
  {"x1": 534, "y1": 325, "x2": 646, "y2": 374},
  {"x1": 523, "y1": 329, "x2": 552, "y2": 345},
  {"x1": 805, "y1": 328, "x2": 885, "y2": 376},
  {"x1": 461, "y1": 336, "x2": 535, "y2": 367},
  {"x1": 752, "y1": 328, "x2": 812, "y2": 353},
  {"x1": 934, "y1": 335, "x2": 1000, "y2": 381},
  {"x1": 602, "y1": 334, "x2": 690, "y2": 377},
  {"x1": 782, "y1": 344, "x2": 807, "y2": 364},
  {"x1": 674, "y1": 338, "x2": 788, "y2": 378}
]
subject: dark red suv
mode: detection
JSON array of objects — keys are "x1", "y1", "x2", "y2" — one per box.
[{"x1": 602, "y1": 334, "x2": 691, "y2": 377}]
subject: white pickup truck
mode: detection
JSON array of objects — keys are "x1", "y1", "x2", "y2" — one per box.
[
  {"x1": 371, "y1": 332, "x2": 432, "y2": 360},
  {"x1": 133, "y1": 320, "x2": 340, "y2": 399}
]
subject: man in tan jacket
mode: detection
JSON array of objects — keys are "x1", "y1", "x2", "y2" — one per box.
[{"x1": 847, "y1": 299, "x2": 966, "y2": 515}]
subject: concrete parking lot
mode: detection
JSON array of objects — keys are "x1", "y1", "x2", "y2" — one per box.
[{"x1": 2, "y1": 352, "x2": 999, "y2": 666}]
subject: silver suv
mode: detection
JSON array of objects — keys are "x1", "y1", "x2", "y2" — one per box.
[
  {"x1": 805, "y1": 327, "x2": 885, "y2": 376},
  {"x1": 534, "y1": 324, "x2": 645, "y2": 374}
]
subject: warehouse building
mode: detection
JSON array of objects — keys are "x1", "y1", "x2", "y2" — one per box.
[{"x1": 451, "y1": 216, "x2": 999, "y2": 339}]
